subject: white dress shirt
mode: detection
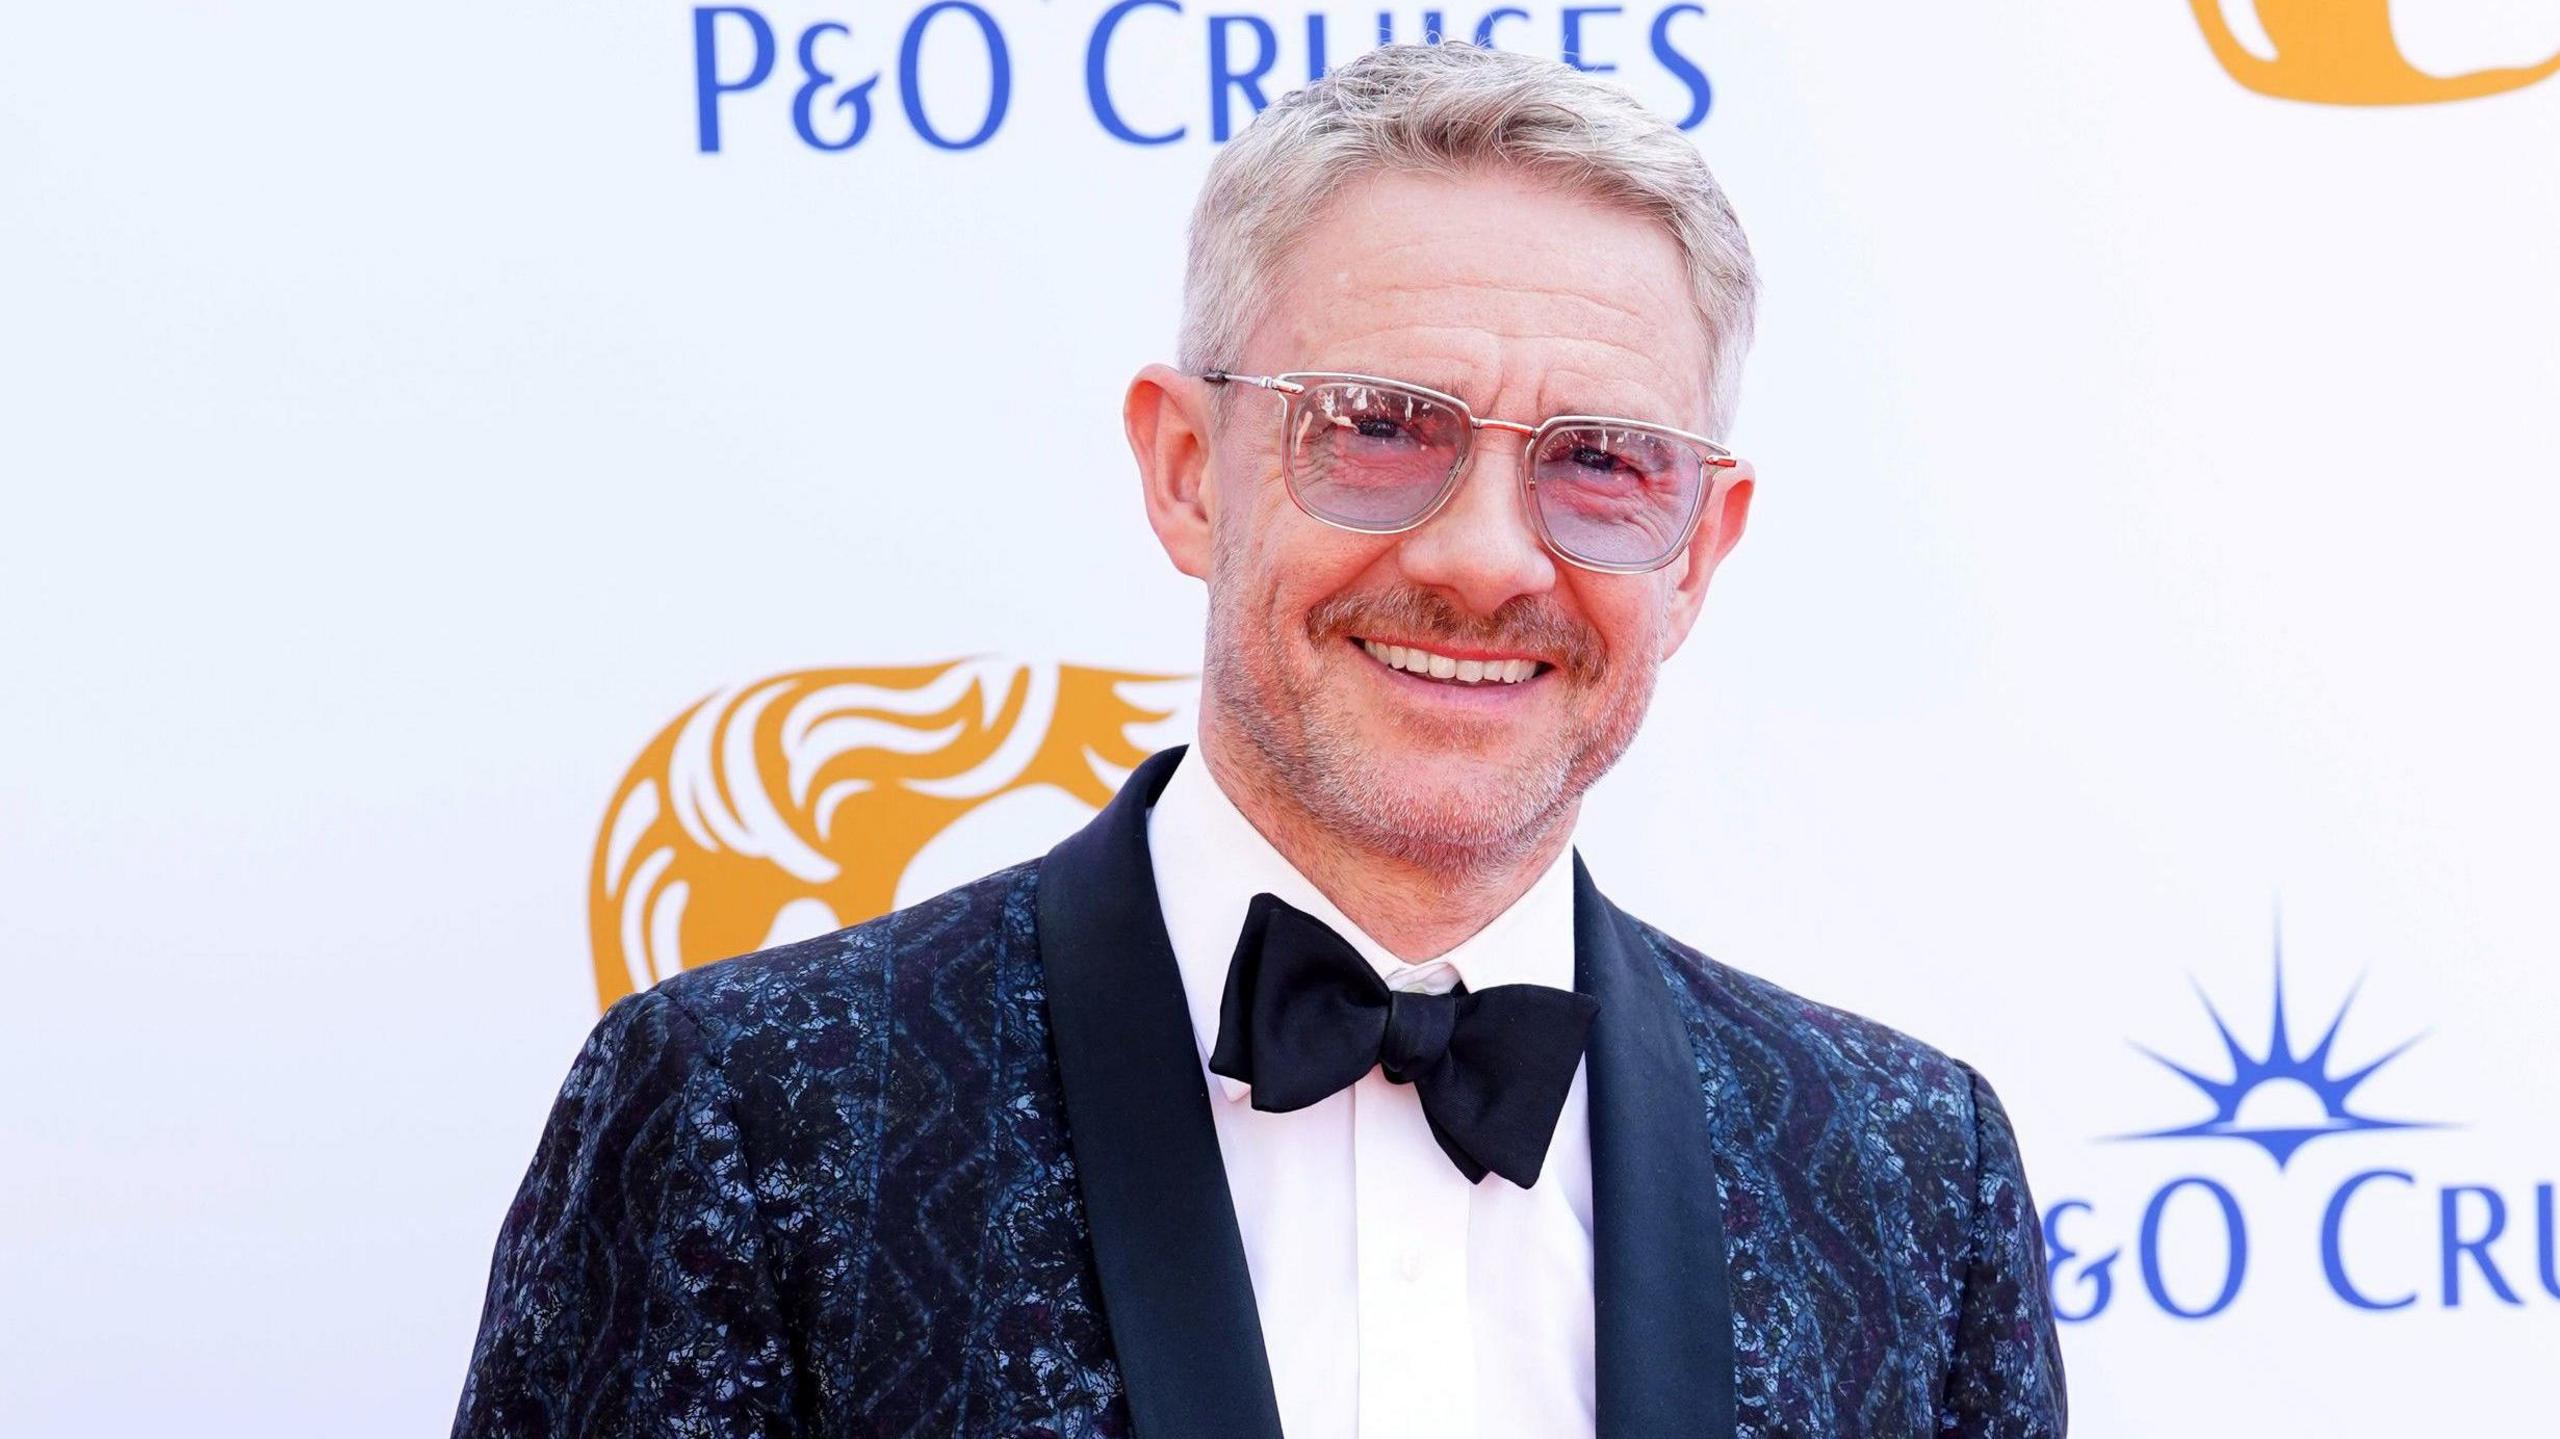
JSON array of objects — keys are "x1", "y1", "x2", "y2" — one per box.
[{"x1": 1145, "y1": 751, "x2": 1595, "y2": 1439}]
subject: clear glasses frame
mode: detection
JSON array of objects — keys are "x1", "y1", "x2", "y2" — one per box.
[{"x1": 1202, "y1": 368, "x2": 1747, "y2": 576}]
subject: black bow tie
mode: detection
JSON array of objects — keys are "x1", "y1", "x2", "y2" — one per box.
[{"x1": 1208, "y1": 892, "x2": 1599, "y2": 1188}]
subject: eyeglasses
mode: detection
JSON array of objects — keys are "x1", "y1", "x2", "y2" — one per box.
[{"x1": 1202, "y1": 369, "x2": 1746, "y2": 575}]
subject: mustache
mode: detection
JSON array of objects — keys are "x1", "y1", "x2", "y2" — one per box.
[{"x1": 1305, "y1": 589, "x2": 1607, "y2": 676}]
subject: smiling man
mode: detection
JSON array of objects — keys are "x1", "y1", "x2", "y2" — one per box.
[{"x1": 455, "y1": 42, "x2": 2064, "y2": 1439}]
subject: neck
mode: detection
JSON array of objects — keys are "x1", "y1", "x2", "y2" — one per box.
[{"x1": 1191, "y1": 728, "x2": 1575, "y2": 962}]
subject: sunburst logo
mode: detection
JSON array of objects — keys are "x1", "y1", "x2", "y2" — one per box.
[
  {"x1": 2120, "y1": 924, "x2": 2448, "y2": 1167},
  {"x1": 587, "y1": 657, "x2": 1195, "y2": 1011},
  {"x1": 2189, "y1": 0, "x2": 2560, "y2": 106}
]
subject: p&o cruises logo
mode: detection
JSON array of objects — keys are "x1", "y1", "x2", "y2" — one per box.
[
  {"x1": 2117, "y1": 959, "x2": 2442, "y2": 1168},
  {"x1": 2041, "y1": 920, "x2": 2559, "y2": 1322},
  {"x1": 687, "y1": 2, "x2": 1729, "y2": 154}
]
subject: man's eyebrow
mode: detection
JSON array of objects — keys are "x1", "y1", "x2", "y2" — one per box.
[
  {"x1": 1321, "y1": 361, "x2": 1466, "y2": 393},
  {"x1": 1531, "y1": 390, "x2": 1682, "y2": 424},
  {"x1": 1540, "y1": 368, "x2": 1702, "y2": 423},
  {"x1": 1308, "y1": 363, "x2": 1484, "y2": 410},
  {"x1": 1306, "y1": 365, "x2": 1690, "y2": 425}
]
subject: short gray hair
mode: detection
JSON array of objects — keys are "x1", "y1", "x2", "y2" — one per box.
[{"x1": 1178, "y1": 42, "x2": 1759, "y2": 437}]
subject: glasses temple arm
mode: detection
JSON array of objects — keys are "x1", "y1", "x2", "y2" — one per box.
[{"x1": 1200, "y1": 370, "x2": 1305, "y2": 394}]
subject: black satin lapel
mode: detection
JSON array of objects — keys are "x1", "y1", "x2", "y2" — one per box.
[
  {"x1": 1574, "y1": 855, "x2": 1737, "y2": 1438},
  {"x1": 1036, "y1": 745, "x2": 1286, "y2": 1439}
]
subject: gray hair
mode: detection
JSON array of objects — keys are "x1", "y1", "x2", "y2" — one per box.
[{"x1": 1177, "y1": 42, "x2": 1759, "y2": 437}]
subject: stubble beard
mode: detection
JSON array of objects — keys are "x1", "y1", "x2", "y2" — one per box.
[{"x1": 1201, "y1": 539, "x2": 1660, "y2": 880}]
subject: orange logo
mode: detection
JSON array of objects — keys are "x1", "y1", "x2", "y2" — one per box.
[
  {"x1": 588, "y1": 658, "x2": 1193, "y2": 1009},
  {"x1": 2190, "y1": 1, "x2": 2560, "y2": 104}
]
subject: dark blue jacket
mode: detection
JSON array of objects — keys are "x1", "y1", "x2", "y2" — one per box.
[{"x1": 455, "y1": 748, "x2": 2065, "y2": 1437}]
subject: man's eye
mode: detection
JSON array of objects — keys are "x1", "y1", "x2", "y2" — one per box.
[
  {"x1": 1354, "y1": 416, "x2": 1406, "y2": 440},
  {"x1": 1570, "y1": 445, "x2": 1631, "y2": 473}
]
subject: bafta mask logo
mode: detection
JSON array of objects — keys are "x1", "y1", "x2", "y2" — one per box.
[
  {"x1": 2190, "y1": 0, "x2": 2560, "y2": 105},
  {"x1": 588, "y1": 658, "x2": 1194, "y2": 1009}
]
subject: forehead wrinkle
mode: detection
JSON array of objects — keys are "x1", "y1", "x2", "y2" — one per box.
[
  {"x1": 1311, "y1": 265, "x2": 1682, "y2": 350},
  {"x1": 1285, "y1": 222, "x2": 1690, "y2": 339},
  {"x1": 1339, "y1": 189, "x2": 1670, "y2": 276}
]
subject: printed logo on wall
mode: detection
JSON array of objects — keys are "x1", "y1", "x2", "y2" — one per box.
[
  {"x1": 587, "y1": 658, "x2": 1195, "y2": 1009},
  {"x1": 2116, "y1": 956, "x2": 2444, "y2": 1168},
  {"x1": 689, "y1": 2, "x2": 1727, "y2": 153},
  {"x1": 2189, "y1": 0, "x2": 2560, "y2": 104},
  {"x1": 2041, "y1": 919, "x2": 2559, "y2": 1323}
]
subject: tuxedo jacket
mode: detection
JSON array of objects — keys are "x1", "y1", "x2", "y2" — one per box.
[{"x1": 454, "y1": 748, "x2": 2065, "y2": 1437}]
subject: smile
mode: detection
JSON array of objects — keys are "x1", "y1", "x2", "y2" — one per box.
[{"x1": 1355, "y1": 637, "x2": 1548, "y2": 686}]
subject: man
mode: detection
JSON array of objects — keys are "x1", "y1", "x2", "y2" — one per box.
[{"x1": 455, "y1": 41, "x2": 2065, "y2": 1439}]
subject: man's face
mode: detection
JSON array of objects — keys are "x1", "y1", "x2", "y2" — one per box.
[{"x1": 1192, "y1": 167, "x2": 1749, "y2": 869}]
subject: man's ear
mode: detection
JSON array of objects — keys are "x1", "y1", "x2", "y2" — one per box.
[
  {"x1": 1125, "y1": 363, "x2": 1215, "y2": 580},
  {"x1": 1658, "y1": 462, "x2": 1755, "y2": 659}
]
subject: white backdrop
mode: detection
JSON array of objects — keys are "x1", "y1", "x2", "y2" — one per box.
[{"x1": 6, "y1": 2, "x2": 2558, "y2": 1433}]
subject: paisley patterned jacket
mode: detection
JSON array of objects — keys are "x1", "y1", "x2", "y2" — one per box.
[{"x1": 454, "y1": 748, "x2": 2065, "y2": 1437}]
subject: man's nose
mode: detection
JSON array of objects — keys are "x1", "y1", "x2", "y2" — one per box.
[{"x1": 1391, "y1": 434, "x2": 1558, "y2": 614}]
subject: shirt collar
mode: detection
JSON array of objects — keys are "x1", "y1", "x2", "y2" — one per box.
[{"x1": 1144, "y1": 747, "x2": 1580, "y2": 1103}]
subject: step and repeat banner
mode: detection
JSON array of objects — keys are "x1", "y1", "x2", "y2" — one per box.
[{"x1": 5, "y1": 2, "x2": 2557, "y2": 1433}]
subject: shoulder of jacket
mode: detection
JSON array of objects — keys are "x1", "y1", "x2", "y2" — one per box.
[
  {"x1": 1624, "y1": 913, "x2": 1982, "y2": 1144},
  {"x1": 645, "y1": 857, "x2": 1045, "y2": 1053}
]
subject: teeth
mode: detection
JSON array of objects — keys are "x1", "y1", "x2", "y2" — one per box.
[{"x1": 1358, "y1": 639, "x2": 1541, "y2": 686}]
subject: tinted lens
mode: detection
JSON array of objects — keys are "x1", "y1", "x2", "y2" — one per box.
[
  {"x1": 1284, "y1": 380, "x2": 1468, "y2": 528},
  {"x1": 1531, "y1": 423, "x2": 1709, "y2": 569}
]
